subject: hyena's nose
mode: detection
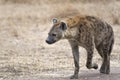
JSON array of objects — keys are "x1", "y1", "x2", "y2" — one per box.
[{"x1": 46, "y1": 40, "x2": 50, "y2": 44}]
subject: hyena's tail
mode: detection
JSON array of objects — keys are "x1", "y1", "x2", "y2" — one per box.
[
  {"x1": 109, "y1": 37, "x2": 114, "y2": 55},
  {"x1": 107, "y1": 24, "x2": 114, "y2": 55}
]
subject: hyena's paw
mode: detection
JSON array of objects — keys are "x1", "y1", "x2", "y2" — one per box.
[
  {"x1": 86, "y1": 63, "x2": 98, "y2": 69},
  {"x1": 70, "y1": 74, "x2": 78, "y2": 79},
  {"x1": 100, "y1": 65, "x2": 110, "y2": 74},
  {"x1": 92, "y1": 63, "x2": 98, "y2": 69}
]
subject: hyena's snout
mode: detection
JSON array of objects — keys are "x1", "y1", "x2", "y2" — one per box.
[{"x1": 46, "y1": 36, "x2": 56, "y2": 44}]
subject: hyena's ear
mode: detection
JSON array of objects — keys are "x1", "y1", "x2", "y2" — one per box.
[
  {"x1": 52, "y1": 18, "x2": 57, "y2": 24},
  {"x1": 59, "y1": 22, "x2": 67, "y2": 31}
]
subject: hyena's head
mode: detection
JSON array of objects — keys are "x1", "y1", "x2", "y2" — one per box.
[{"x1": 46, "y1": 18, "x2": 67, "y2": 44}]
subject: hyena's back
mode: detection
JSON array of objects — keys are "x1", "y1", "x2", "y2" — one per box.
[{"x1": 65, "y1": 15, "x2": 114, "y2": 49}]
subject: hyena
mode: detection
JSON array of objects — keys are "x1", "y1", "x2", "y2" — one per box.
[{"x1": 46, "y1": 15, "x2": 114, "y2": 79}]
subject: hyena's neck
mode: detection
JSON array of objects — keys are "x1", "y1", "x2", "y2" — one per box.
[
  {"x1": 62, "y1": 30, "x2": 71, "y2": 39},
  {"x1": 61, "y1": 19, "x2": 80, "y2": 39},
  {"x1": 62, "y1": 28, "x2": 78, "y2": 40}
]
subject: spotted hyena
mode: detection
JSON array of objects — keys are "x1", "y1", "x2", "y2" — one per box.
[{"x1": 46, "y1": 15, "x2": 114, "y2": 79}]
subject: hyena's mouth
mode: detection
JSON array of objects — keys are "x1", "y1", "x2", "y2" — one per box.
[{"x1": 46, "y1": 40, "x2": 56, "y2": 44}]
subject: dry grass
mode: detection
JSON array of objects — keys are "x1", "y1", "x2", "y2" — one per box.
[
  {"x1": 0, "y1": 0, "x2": 120, "y2": 79},
  {"x1": 0, "y1": 0, "x2": 120, "y2": 24},
  {"x1": 0, "y1": 0, "x2": 118, "y2": 4}
]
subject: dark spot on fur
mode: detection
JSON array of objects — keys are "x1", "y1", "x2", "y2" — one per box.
[
  {"x1": 86, "y1": 16, "x2": 96, "y2": 22},
  {"x1": 73, "y1": 21, "x2": 76, "y2": 23}
]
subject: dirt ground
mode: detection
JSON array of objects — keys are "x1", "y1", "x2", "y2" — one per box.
[
  {"x1": 0, "y1": 0, "x2": 120, "y2": 80},
  {"x1": 0, "y1": 67, "x2": 120, "y2": 80}
]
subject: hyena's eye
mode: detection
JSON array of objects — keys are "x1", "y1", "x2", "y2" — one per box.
[{"x1": 52, "y1": 33, "x2": 56, "y2": 36}]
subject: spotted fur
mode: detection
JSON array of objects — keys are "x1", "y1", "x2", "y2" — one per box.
[{"x1": 46, "y1": 15, "x2": 114, "y2": 79}]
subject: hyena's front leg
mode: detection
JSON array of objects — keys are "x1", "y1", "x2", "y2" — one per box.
[
  {"x1": 69, "y1": 40, "x2": 79, "y2": 79},
  {"x1": 86, "y1": 47, "x2": 98, "y2": 69}
]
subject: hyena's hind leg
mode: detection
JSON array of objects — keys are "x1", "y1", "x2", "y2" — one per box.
[
  {"x1": 96, "y1": 38, "x2": 114, "y2": 74},
  {"x1": 86, "y1": 46, "x2": 98, "y2": 70}
]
